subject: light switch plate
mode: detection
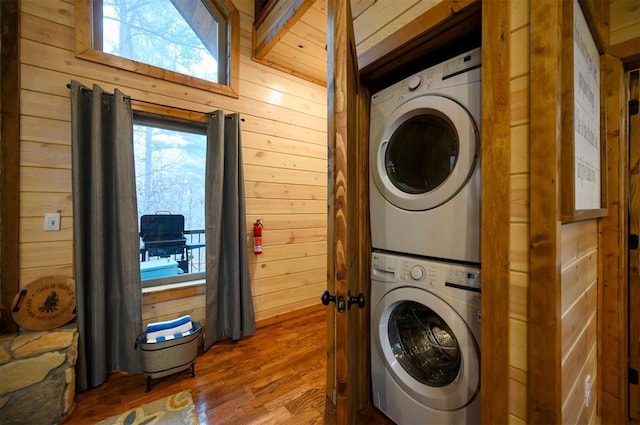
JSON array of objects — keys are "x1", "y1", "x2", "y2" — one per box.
[{"x1": 44, "y1": 213, "x2": 61, "y2": 231}]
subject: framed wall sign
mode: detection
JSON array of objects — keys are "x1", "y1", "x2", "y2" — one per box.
[{"x1": 561, "y1": 0, "x2": 607, "y2": 222}]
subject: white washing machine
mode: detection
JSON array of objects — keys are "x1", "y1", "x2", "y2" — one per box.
[
  {"x1": 369, "y1": 48, "x2": 481, "y2": 264},
  {"x1": 370, "y1": 251, "x2": 481, "y2": 425}
]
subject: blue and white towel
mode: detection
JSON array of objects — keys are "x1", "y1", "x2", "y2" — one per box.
[
  {"x1": 148, "y1": 328, "x2": 196, "y2": 343},
  {"x1": 146, "y1": 315, "x2": 193, "y2": 343}
]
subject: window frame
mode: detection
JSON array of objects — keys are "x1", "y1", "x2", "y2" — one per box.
[
  {"x1": 133, "y1": 111, "x2": 208, "y2": 288},
  {"x1": 74, "y1": 0, "x2": 240, "y2": 98}
]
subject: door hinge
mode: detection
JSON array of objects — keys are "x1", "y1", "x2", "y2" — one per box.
[
  {"x1": 630, "y1": 234, "x2": 639, "y2": 250},
  {"x1": 630, "y1": 99, "x2": 639, "y2": 116},
  {"x1": 630, "y1": 368, "x2": 639, "y2": 385}
]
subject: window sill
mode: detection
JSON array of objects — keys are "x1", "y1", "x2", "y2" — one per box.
[{"x1": 141, "y1": 278, "x2": 205, "y2": 295}]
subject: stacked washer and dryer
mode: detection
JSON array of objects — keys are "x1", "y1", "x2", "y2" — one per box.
[{"x1": 369, "y1": 48, "x2": 482, "y2": 424}]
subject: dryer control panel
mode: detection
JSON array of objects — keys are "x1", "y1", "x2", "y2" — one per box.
[
  {"x1": 442, "y1": 48, "x2": 482, "y2": 80},
  {"x1": 399, "y1": 47, "x2": 481, "y2": 98},
  {"x1": 445, "y1": 269, "x2": 481, "y2": 292}
]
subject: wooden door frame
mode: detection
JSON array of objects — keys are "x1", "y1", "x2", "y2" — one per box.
[
  {"x1": 599, "y1": 54, "x2": 630, "y2": 424},
  {"x1": 0, "y1": 0, "x2": 20, "y2": 334},
  {"x1": 479, "y1": 0, "x2": 511, "y2": 423},
  {"x1": 627, "y1": 68, "x2": 639, "y2": 422},
  {"x1": 326, "y1": 0, "x2": 369, "y2": 422},
  {"x1": 528, "y1": 1, "x2": 564, "y2": 422}
]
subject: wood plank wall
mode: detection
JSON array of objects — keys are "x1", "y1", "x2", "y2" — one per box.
[
  {"x1": 528, "y1": 1, "x2": 603, "y2": 422},
  {"x1": 558, "y1": 1, "x2": 604, "y2": 423},
  {"x1": 561, "y1": 220, "x2": 598, "y2": 424},
  {"x1": 18, "y1": 0, "x2": 327, "y2": 327},
  {"x1": 509, "y1": 1, "x2": 530, "y2": 422}
]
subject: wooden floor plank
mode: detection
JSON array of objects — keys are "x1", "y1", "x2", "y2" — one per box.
[{"x1": 62, "y1": 308, "x2": 393, "y2": 424}]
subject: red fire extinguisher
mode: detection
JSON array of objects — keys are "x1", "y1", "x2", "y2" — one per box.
[{"x1": 253, "y1": 219, "x2": 263, "y2": 255}]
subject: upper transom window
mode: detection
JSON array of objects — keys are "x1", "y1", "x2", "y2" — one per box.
[{"x1": 75, "y1": 0, "x2": 239, "y2": 97}]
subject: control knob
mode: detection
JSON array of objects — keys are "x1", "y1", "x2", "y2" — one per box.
[
  {"x1": 408, "y1": 76, "x2": 422, "y2": 91},
  {"x1": 410, "y1": 265, "x2": 425, "y2": 281}
]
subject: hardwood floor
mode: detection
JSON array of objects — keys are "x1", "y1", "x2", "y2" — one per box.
[{"x1": 63, "y1": 307, "x2": 393, "y2": 424}]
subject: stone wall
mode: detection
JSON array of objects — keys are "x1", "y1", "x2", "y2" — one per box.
[{"x1": 0, "y1": 326, "x2": 78, "y2": 425}]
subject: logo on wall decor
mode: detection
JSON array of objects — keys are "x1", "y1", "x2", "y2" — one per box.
[
  {"x1": 38, "y1": 291, "x2": 60, "y2": 313},
  {"x1": 11, "y1": 276, "x2": 76, "y2": 331}
]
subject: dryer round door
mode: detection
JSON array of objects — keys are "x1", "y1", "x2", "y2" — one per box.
[
  {"x1": 371, "y1": 95, "x2": 479, "y2": 211},
  {"x1": 373, "y1": 286, "x2": 480, "y2": 411}
]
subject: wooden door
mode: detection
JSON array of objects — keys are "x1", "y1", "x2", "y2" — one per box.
[
  {"x1": 325, "y1": 0, "x2": 370, "y2": 423},
  {"x1": 630, "y1": 68, "x2": 640, "y2": 421}
]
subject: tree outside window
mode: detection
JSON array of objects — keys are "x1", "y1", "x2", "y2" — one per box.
[
  {"x1": 134, "y1": 118, "x2": 207, "y2": 283},
  {"x1": 74, "y1": 0, "x2": 239, "y2": 96},
  {"x1": 101, "y1": 0, "x2": 222, "y2": 84}
]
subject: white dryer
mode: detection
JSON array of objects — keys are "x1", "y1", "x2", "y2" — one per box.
[
  {"x1": 369, "y1": 48, "x2": 481, "y2": 263},
  {"x1": 370, "y1": 251, "x2": 481, "y2": 425}
]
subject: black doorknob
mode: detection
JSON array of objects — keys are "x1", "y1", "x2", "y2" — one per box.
[
  {"x1": 321, "y1": 290, "x2": 336, "y2": 306},
  {"x1": 348, "y1": 291, "x2": 365, "y2": 309},
  {"x1": 321, "y1": 291, "x2": 347, "y2": 313}
]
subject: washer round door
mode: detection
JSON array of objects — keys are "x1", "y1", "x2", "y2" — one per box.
[
  {"x1": 371, "y1": 95, "x2": 479, "y2": 211},
  {"x1": 373, "y1": 286, "x2": 480, "y2": 411}
]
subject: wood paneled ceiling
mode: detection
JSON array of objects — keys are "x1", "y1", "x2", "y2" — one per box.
[{"x1": 253, "y1": 0, "x2": 328, "y2": 86}]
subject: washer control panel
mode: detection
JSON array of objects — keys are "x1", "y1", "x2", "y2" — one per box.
[
  {"x1": 378, "y1": 252, "x2": 481, "y2": 293},
  {"x1": 371, "y1": 252, "x2": 481, "y2": 292}
]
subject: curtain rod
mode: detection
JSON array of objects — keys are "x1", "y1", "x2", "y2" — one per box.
[{"x1": 65, "y1": 83, "x2": 243, "y2": 121}]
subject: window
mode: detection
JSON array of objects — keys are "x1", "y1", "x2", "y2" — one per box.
[
  {"x1": 75, "y1": 0, "x2": 239, "y2": 97},
  {"x1": 134, "y1": 113, "x2": 207, "y2": 286}
]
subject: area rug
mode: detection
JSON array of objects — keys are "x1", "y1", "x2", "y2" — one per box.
[{"x1": 95, "y1": 390, "x2": 199, "y2": 425}]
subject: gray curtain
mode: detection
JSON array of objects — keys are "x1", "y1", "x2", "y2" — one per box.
[
  {"x1": 204, "y1": 111, "x2": 256, "y2": 350},
  {"x1": 70, "y1": 81, "x2": 142, "y2": 390}
]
